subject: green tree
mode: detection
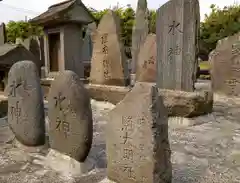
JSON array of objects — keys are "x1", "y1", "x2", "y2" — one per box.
[
  {"x1": 200, "y1": 3, "x2": 240, "y2": 57},
  {"x1": 6, "y1": 21, "x2": 43, "y2": 43},
  {"x1": 148, "y1": 9, "x2": 156, "y2": 34}
]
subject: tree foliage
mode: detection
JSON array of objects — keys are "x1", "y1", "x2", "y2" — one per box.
[
  {"x1": 200, "y1": 3, "x2": 240, "y2": 56},
  {"x1": 4, "y1": 3, "x2": 240, "y2": 58},
  {"x1": 6, "y1": 21, "x2": 43, "y2": 43}
]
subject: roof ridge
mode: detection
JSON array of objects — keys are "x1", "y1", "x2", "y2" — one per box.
[{"x1": 49, "y1": 0, "x2": 74, "y2": 9}]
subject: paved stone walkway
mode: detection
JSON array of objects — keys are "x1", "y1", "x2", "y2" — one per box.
[{"x1": 1, "y1": 85, "x2": 240, "y2": 182}]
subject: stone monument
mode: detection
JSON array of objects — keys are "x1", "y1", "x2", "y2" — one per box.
[
  {"x1": 90, "y1": 10, "x2": 129, "y2": 86},
  {"x1": 5, "y1": 60, "x2": 45, "y2": 146},
  {"x1": 136, "y1": 33, "x2": 156, "y2": 82},
  {"x1": 156, "y1": 0, "x2": 200, "y2": 92},
  {"x1": 48, "y1": 70, "x2": 93, "y2": 162},
  {"x1": 106, "y1": 82, "x2": 172, "y2": 183},
  {"x1": 210, "y1": 32, "x2": 240, "y2": 96},
  {"x1": 131, "y1": 0, "x2": 149, "y2": 84},
  {"x1": 0, "y1": 23, "x2": 6, "y2": 46}
]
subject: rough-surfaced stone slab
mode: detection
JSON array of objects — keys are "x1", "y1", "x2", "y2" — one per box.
[
  {"x1": 156, "y1": 0, "x2": 200, "y2": 91},
  {"x1": 159, "y1": 89, "x2": 213, "y2": 117},
  {"x1": 136, "y1": 33, "x2": 156, "y2": 82},
  {"x1": 48, "y1": 70, "x2": 93, "y2": 162},
  {"x1": 86, "y1": 84, "x2": 130, "y2": 105},
  {"x1": 210, "y1": 32, "x2": 240, "y2": 96},
  {"x1": 5, "y1": 60, "x2": 45, "y2": 146},
  {"x1": 90, "y1": 10, "x2": 129, "y2": 86},
  {"x1": 106, "y1": 82, "x2": 172, "y2": 183}
]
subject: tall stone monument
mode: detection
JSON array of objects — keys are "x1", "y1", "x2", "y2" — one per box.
[
  {"x1": 131, "y1": 0, "x2": 149, "y2": 83},
  {"x1": 156, "y1": 0, "x2": 200, "y2": 92},
  {"x1": 5, "y1": 61, "x2": 45, "y2": 146},
  {"x1": 210, "y1": 32, "x2": 240, "y2": 96},
  {"x1": 136, "y1": 33, "x2": 157, "y2": 82},
  {"x1": 0, "y1": 23, "x2": 6, "y2": 45},
  {"x1": 90, "y1": 10, "x2": 129, "y2": 86},
  {"x1": 48, "y1": 70, "x2": 93, "y2": 162},
  {"x1": 106, "y1": 82, "x2": 172, "y2": 183}
]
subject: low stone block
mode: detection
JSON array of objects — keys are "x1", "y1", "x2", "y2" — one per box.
[
  {"x1": 159, "y1": 89, "x2": 213, "y2": 118},
  {"x1": 85, "y1": 84, "x2": 130, "y2": 105}
]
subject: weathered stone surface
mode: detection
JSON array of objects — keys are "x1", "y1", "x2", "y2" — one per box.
[
  {"x1": 159, "y1": 89, "x2": 213, "y2": 117},
  {"x1": 131, "y1": 0, "x2": 148, "y2": 75},
  {"x1": 5, "y1": 60, "x2": 45, "y2": 146},
  {"x1": 156, "y1": 0, "x2": 200, "y2": 91},
  {"x1": 0, "y1": 23, "x2": 6, "y2": 45},
  {"x1": 106, "y1": 82, "x2": 172, "y2": 183},
  {"x1": 210, "y1": 32, "x2": 240, "y2": 96},
  {"x1": 48, "y1": 70, "x2": 93, "y2": 162},
  {"x1": 86, "y1": 84, "x2": 130, "y2": 105},
  {"x1": 136, "y1": 33, "x2": 156, "y2": 82},
  {"x1": 90, "y1": 10, "x2": 129, "y2": 86}
]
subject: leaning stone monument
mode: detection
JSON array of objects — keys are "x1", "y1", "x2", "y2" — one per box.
[
  {"x1": 5, "y1": 60, "x2": 45, "y2": 146},
  {"x1": 90, "y1": 10, "x2": 129, "y2": 86},
  {"x1": 156, "y1": 0, "x2": 200, "y2": 92},
  {"x1": 131, "y1": 0, "x2": 149, "y2": 84},
  {"x1": 48, "y1": 70, "x2": 93, "y2": 163},
  {"x1": 136, "y1": 33, "x2": 156, "y2": 82},
  {"x1": 106, "y1": 82, "x2": 172, "y2": 183},
  {"x1": 210, "y1": 32, "x2": 240, "y2": 96}
]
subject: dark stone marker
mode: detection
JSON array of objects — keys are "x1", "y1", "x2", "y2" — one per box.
[
  {"x1": 5, "y1": 60, "x2": 45, "y2": 146},
  {"x1": 48, "y1": 70, "x2": 93, "y2": 162},
  {"x1": 106, "y1": 82, "x2": 172, "y2": 183},
  {"x1": 0, "y1": 23, "x2": 6, "y2": 45}
]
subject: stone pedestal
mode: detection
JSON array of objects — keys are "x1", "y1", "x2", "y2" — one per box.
[{"x1": 45, "y1": 149, "x2": 93, "y2": 176}]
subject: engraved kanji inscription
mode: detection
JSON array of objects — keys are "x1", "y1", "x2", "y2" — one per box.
[
  {"x1": 168, "y1": 45, "x2": 181, "y2": 57},
  {"x1": 123, "y1": 148, "x2": 133, "y2": 160},
  {"x1": 101, "y1": 33, "x2": 108, "y2": 44},
  {"x1": 10, "y1": 101, "x2": 21, "y2": 123},
  {"x1": 121, "y1": 131, "x2": 132, "y2": 144},
  {"x1": 123, "y1": 166, "x2": 136, "y2": 179},
  {"x1": 103, "y1": 59, "x2": 109, "y2": 78},
  {"x1": 122, "y1": 116, "x2": 133, "y2": 131},
  {"x1": 143, "y1": 56, "x2": 155, "y2": 69},
  {"x1": 54, "y1": 92, "x2": 66, "y2": 110},
  {"x1": 8, "y1": 79, "x2": 22, "y2": 97},
  {"x1": 102, "y1": 44, "x2": 108, "y2": 54},
  {"x1": 168, "y1": 21, "x2": 183, "y2": 35},
  {"x1": 55, "y1": 115, "x2": 70, "y2": 138}
]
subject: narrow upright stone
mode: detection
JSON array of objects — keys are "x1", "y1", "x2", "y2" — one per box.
[
  {"x1": 106, "y1": 82, "x2": 172, "y2": 183},
  {"x1": 5, "y1": 60, "x2": 45, "y2": 146},
  {"x1": 48, "y1": 70, "x2": 93, "y2": 162},
  {"x1": 0, "y1": 23, "x2": 6, "y2": 45},
  {"x1": 156, "y1": 0, "x2": 200, "y2": 91},
  {"x1": 90, "y1": 10, "x2": 129, "y2": 86},
  {"x1": 136, "y1": 33, "x2": 156, "y2": 82},
  {"x1": 131, "y1": 0, "x2": 149, "y2": 75}
]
